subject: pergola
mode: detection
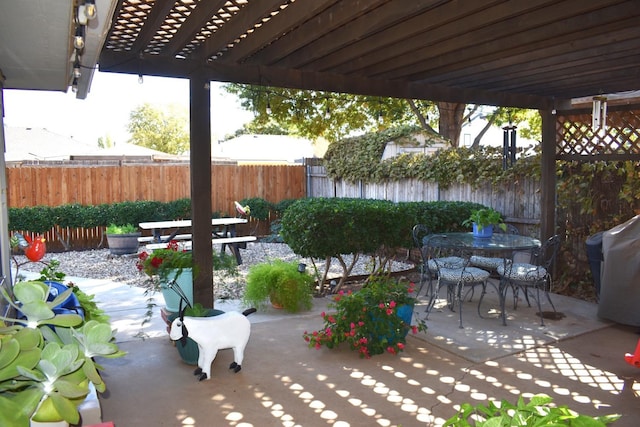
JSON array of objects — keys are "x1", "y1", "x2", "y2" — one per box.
[{"x1": 2, "y1": 0, "x2": 640, "y2": 306}]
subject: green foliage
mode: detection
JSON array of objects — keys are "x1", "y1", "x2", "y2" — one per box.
[
  {"x1": 8, "y1": 199, "x2": 192, "y2": 234},
  {"x1": 105, "y1": 223, "x2": 138, "y2": 234},
  {"x1": 273, "y1": 198, "x2": 298, "y2": 216},
  {"x1": 462, "y1": 208, "x2": 507, "y2": 231},
  {"x1": 323, "y1": 127, "x2": 538, "y2": 187},
  {"x1": 34, "y1": 259, "x2": 66, "y2": 283},
  {"x1": 303, "y1": 275, "x2": 426, "y2": 358},
  {"x1": 8, "y1": 206, "x2": 55, "y2": 233},
  {"x1": 238, "y1": 197, "x2": 272, "y2": 221},
  {"x1": 70, "y1": 284, "x2": 110, "y2": 324},
  {"x1": 444, "y1": 394, "x2": 620, "y2": 427},
  {"x1": 0, "y1": 281, "x2": 124, "y2": 425},
  {"x1": 281, "y1": 198, "x2": 482, "y2": 260},
  {"x1": 225, "y1": 85, "x2": 431, "y2": 142},
  {"x1": 137, "y1": 240, "x2": 238, "y2": 284},
  {"x1": 127, "y1": 103, "x2": 190, "y2": 154},
  {"x1": 242, "y1": 259, "x2": 314, "y2": 313}
]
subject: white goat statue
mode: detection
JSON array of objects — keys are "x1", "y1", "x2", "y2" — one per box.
[{"x1": 169, "y1": 308, "x2": 255, "y2": 381}]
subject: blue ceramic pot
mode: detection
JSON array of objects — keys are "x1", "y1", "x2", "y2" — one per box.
[{"x1": 472, "y1": 223, "x2": 493, "y2": 238}]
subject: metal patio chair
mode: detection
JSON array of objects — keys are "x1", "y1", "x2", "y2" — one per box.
[
  {"x1": 496, "y1": 234, "x2": 560, "y2": 326},
  {"x1": 469, "y1": 224, "x2": 521, "y2": 274},
  {"x1": 424, "y1": 234, "x2": 492, "y2": 328}
]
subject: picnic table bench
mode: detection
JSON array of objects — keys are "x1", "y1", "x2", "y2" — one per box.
[{"x1": 138, "y1": 218, "x2": 256, "y2": 264}]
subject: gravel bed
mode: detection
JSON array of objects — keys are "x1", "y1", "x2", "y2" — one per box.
[{"x1": 12, "y1": 242, "x2": 415, "y2": 300}]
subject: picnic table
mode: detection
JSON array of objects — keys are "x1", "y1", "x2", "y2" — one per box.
[{"x1": 138, "y1": 218, "x2": 256, "y2": 264}]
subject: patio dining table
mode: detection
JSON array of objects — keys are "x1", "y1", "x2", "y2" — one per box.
[
  {"x1": 138, "y1": 218, "x2": 256, "y2": 264},
  {"x1": 424, "y1": 232, "x2": 541, "y2": 325}
]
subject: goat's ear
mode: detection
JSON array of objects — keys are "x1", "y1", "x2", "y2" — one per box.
[
  {"x1": 180, "y1": 323, "x2": 188, "y2": 346},
  {"x1": 179, "y1": 299, "x2": 185, "y2": 321}
]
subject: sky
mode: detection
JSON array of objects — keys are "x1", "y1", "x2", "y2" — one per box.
[
  {"x1": 2, "y1": 71, "x2": 522, "y2": 150},
  {"x1": 2, "y1": 72, "x2": 254, "y2": 146}
]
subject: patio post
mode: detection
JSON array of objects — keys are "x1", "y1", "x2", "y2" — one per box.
[
  {"x1": 190, "y1": 72, "x2": 214, "y2": 307},
  {"x1": 540, "y1": 108, "x2": 557, "y2": 241}
]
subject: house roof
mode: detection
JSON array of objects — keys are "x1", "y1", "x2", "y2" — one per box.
[
  {"x1": 3, "y1": 126, "x2": 172, "y2": 163},
  {"x1": 213, "y1": 134, "x2": 316, "y2": 164},
  {"x1": 3, "y1": 1, "x2": 639, "y2": 109},
  {"x1": 96, "y1": 0, "x2": 640, "y2": 110}
]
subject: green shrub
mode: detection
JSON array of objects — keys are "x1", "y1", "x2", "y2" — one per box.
[
  {"x1": 242, "y1": 260, "x2": 314, "y2": 313},
  {"x1": 444, "y1": 394, "x2": 620, "y2": 426},
  {"x1": 238, "y1": 197, "x2": 272, "y2": 221},
  {"x1": 280, "y1": 198, "x2": 484, "y2": 260}
]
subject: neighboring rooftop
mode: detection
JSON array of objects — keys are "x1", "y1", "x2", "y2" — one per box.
[
  {"x1": 3, "y1": 126, "x2": 179, "y2": 163},
  {"x1": 213, "y1": 134, "x2": 320, "y2": 165}
]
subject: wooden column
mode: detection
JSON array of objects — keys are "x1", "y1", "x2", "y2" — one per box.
[
  {"x1": 540, "y1": 109, "x2": 557, "y2": 241},
  {"x1": 189, "y1": 73, "x2": 213, "y2": 307}
]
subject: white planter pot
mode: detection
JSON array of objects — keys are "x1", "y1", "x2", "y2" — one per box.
[{"x1": 160, "y1": 268, "x2": 194, "y2": 312}]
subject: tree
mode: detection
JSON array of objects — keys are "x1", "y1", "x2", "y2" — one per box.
[
  {"x1": 97, "y1": 134, "x2": 114, "y2": 148},
  {"x1": 225, "y1": 85, "x2": 441, "y2": 143},
  {"x1": 127, "y1": 103, "x2": 189, "y2": 154},
  {"x1": 224, "y1": 84, "x2": 539, "y2": 148}
]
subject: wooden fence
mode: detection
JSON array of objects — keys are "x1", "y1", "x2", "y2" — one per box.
[
  {"x1": 7, "y1": 162, "x2": 305, "y2": 250},
  {"x1": 7, "y1": 162, "x2": 305, "y2": 211},
  {"x1": 8, "y1": 160, "x2": 541, "y2": 250},
  {"x1": 307, "y1": 163, "x2": 541, "y2": 233}
]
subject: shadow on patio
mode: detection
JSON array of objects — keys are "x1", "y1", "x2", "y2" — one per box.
[{"x1": 84, "y1": 276, "x2": 639, "y2": 427}]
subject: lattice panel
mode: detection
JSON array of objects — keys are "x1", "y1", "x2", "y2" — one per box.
[
  {"x1": 104, "y1": 0, "x2": 293, "y2": 60},
  {"x1": 556, "y1": 109, "x2": 640, "y2": 160}
]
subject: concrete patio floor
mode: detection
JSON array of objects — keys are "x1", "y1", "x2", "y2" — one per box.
[{"x1": 67, "y1": 275, "x2": 640, "y2": 426}]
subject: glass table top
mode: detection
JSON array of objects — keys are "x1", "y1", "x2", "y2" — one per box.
[{"x1": 425, "y1": 232, "x2": 541, "y2": 252}]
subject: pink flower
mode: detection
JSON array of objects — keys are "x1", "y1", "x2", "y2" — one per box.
[
  {"x1": 389, "y1": 301, "x2": 396, "y2": 308},
  {"x1": 386, "y1": 308, "x2": 393, "y2": 315},
  {"x1": 397, "y1": 343, "x2": 405, "y2": 350},
  {"x1": 411, "y1": 325, "x2": 418, "y2": 334},
  {"x1": 379, "y1": 303, "x2": 385, "y2": 309}
]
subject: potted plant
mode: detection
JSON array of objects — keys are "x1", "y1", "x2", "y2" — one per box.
[
  {"x1": 105, "y1": 223, "x2": 141, "y2": 255},
  {"x1": 462, "y1": 208, "x2": 507, "y2": 238},
  {"x1": 167, "y1": 303, "x2": 225, "y2": 365},
  {"x1": 242, "y1": 259, "x2": 314, "y2": 313},
  {"x1": 303, "y1": 275, "x2": 427, "y2": 358},
  {"x1": 0, "y1": 280, "x2": 125, "y2": 427},
  {"x1": 136, "y1": 240, "x2": 238, "y2": 313}
]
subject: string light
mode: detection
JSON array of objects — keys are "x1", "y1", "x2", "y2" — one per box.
[
  {"x1": 266, "y1": 100, "x2": 272, "y2": 115},
  {"x1": 84, "y1": 0, "x2": 97, "y2": 20},
  {"x1": 73, "y1": 56, "x2": 81, "y2": 79},
  {"x1": 138, "y1": 74, "x2": 144, "y2": 84},
  {"x1": 72, "y1": 77, "x2": 79, "y2": 93},
  {"x1": 74, "y1": 25, "x2": 85, "y2": 50}
]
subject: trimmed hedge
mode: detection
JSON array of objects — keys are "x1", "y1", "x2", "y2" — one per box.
[
  {"x1": 280, "y1": 197, "x2": 486, "y2": 259},
  {"x1": 8, "y1": 199, "x2": 192, "y2": 233}
]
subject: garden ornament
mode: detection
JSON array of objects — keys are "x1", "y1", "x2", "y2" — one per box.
[
  {"x1": 624, "y1": 338, "x2": 640, "y2": 368},
  {"x1": 234, "y1": 200, "x2": 250, "y2": 216},
  {"x1": 14, "y1": 233, "x2": 47, "y2": 261},
  {"x1": 169, "y1": 296, "x2": 256, "y2": 381}
]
